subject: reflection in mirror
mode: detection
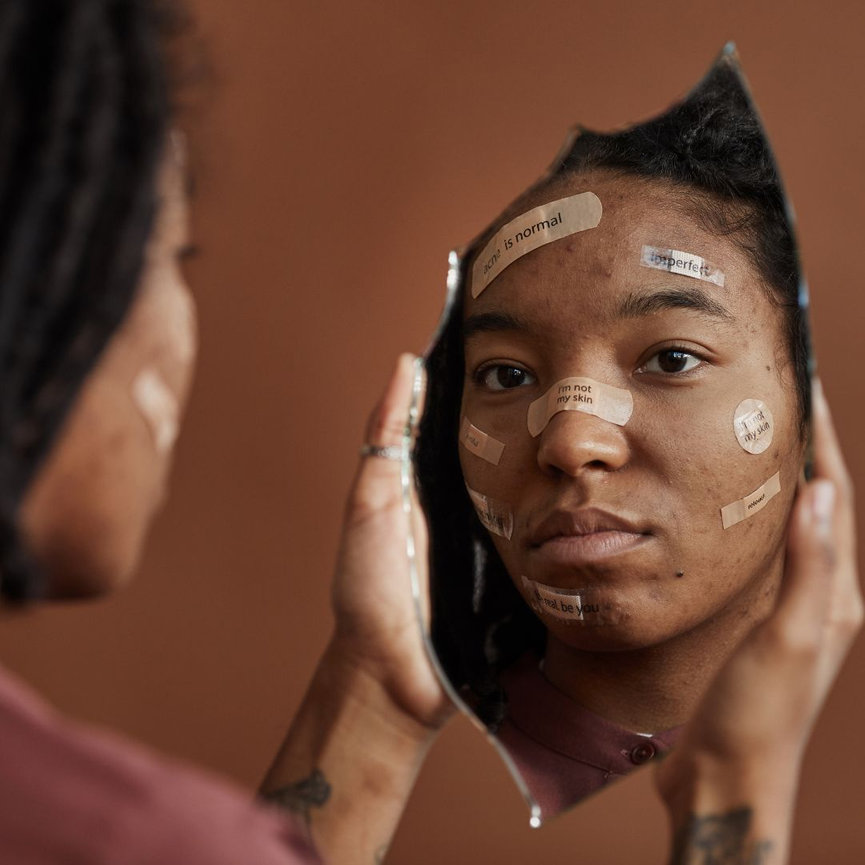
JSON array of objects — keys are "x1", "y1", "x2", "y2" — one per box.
[{"x1": 413, "y1": 44, "x2": 811, "y2": 824}]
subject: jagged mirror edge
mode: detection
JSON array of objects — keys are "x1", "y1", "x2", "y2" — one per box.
[
  {"x1": 403, "y1": 252, "x2": 544, "y2": 827},
  {"x1": 405, "y1": 41, "x2": 812, "y2": 827}
]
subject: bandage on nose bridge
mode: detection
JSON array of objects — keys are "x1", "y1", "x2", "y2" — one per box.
[{"x1": 527, "y1": 376, "x2": 633, "y2": 437}]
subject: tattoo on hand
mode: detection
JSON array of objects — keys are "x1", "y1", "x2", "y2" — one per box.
[
  {"x1": 671, "y1": 807, "x2": 773, "y2": 865},
  {"x1": 263, "y1": 768, "x2": 332, "y2": 825}
]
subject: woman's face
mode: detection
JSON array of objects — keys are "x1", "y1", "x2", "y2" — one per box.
[
  {"x1": 18, "y1": 142, "x2": 197, "y2": 598},
  {"x1": 459, "y1": 171, "x2": 804, "y2": 653}
]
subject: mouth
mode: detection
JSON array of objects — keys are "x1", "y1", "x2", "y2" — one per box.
[{"x1": 528, "y1": 507, "x2": 652, "y2": 568}]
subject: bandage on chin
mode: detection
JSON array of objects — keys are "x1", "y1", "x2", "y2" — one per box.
[
  {"x1": 521, "y1": 576, "x2": 623, "y2": 626},
  {"x1": 527, "y1": 376, "x2": 633, "y2": 437}
]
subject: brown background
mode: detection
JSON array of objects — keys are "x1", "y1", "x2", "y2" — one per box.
[{"x1": 0, "y1": 1, "x2": 863, "y2": 862}]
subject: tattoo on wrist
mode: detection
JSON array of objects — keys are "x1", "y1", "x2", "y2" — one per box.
[
  {"x1": 671, "y1": 807, "x2": 773, "y2": 865},
  {"x1": 262, "y1": 768, "x2": 332, "y2": 825}
]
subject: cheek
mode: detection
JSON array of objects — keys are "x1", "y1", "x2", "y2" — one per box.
[
  {"x1": 458, "y1": 397, "x2": 539, "y2": 559},
  {"x1": 634, "y1": 386, "x2": 799, "y2": 583}
]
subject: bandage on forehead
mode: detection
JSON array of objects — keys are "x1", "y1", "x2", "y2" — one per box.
[
  {"x1": 460, "y1": 416, "x2": 505, "y2": 465},
  {"x1": 733, "y1": 398, "x2": 774, "y2": 455},
  {"x1": 521, "y1": 576, "x2": 624, "y2": 625},
  {"x1": 471, "y1": 192, "x2": 603, "y2": 298},
  {"x1": 466, "y1": 485, "x2": 513, "y2": 540},
  {"x1": 640, "y1": 245, "x2": 726, "y2": 287},
  {"x1": 720, "y1": 470, "x2": 781, "y2": 529},
  {"x1": 527, "y1": 376, "x2": 633, "y2": 437}
]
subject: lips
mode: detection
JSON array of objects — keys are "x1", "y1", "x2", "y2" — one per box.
[{"x1": 528, "y1": 507, "x2": 651, "y2": 568}]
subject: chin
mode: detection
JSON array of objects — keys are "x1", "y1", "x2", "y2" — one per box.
[
  {"x1": 43, "y1": 546, "x2": 140, "y2": 600},
  {"x1": 25, "y1": 511, "x2": 148, "y2": 601}
]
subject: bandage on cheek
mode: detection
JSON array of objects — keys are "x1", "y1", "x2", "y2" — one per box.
[
  {"x1": 640, "y1": 245, "x2": 726, "y2": 287},
  {"x1": 471, "y1": 192, "x2": 603, "y2": 297},
  {"x1": 132, "y1": 368, "x2": 180, "y2": 454},
  {"x1": 466, "y1": 485, "x2": 513, "y2": 540},
  {"x1": 720, "y1": 471, "x2": 781, "y2": 529},
  {"x1": 527, "y1": 377, "x2": 633, "y2": 437},
  {"x1": 460, "y1": 416, "x2": 505, "y2": 465},
  {"x1": 521, "y1": 576, "x2": 624, "y2": 626},
  {"x1": 733, "y1": 399, "x2": 774, "y2": 454}
]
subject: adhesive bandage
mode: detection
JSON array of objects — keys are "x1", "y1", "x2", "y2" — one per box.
[
  {"x1": 132, "y1": 368, "x2": 179, "y2": 454},
  {"x1": 733, "y1": 398, "x2": 774, "y2": 455},
  {"x1": 472, "y1": 192, "x2": 603, "y2": 297},
  {"x1": 720, "y1": 471, "x2": 781, "y2": 529},
  {"x1": 466, "y1": 485, "x2": 513, "y2": 540},
  {"x1": 527, "y1": 377, "x2": 633, "y2": 437},
  {"x1": 640, "y1": 246, "x2": 726, "y2": 287},
  {"x1": 460, "y1": 417, "x2": 505, "y2": 465},
  {"x1": 521, "y1": 576, "x2": 622, "y2": 625}
]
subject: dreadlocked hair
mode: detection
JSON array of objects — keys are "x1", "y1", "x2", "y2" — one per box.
[
  {"x1": 416, "y1": 48, "x2": 807, "y2": 729},
  {"x1": 0, "y1": 0, "x2": 181, "y2": 602}
]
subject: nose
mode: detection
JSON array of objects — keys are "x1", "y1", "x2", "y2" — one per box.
[{"x1": 536, "y1": 410, "x2": 630, "y2": 477}]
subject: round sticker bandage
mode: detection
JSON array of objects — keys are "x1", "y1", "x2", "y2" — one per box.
[{"x1": 733, "y1": 398, "x2": 774, "y2": 455}]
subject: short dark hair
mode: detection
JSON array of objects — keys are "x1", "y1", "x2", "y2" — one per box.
[
  {"x1": 416, "y1": 48, "x2": 808, "y2": 727},
  {"x1": 0, "y1": 0, "x2": 182, "y2": 601}
]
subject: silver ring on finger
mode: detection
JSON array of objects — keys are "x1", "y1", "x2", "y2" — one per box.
[{"x1": 359, "y1": 443, "x2": 405, "y2": 461}]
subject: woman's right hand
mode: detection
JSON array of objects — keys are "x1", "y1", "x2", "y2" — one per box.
[
  {"x1": 655, "y1": 381, "x2": 862, "y2": 864},
  {"x1": 262, "y1": 354, "x2": 452, "y2": 865},
  {"x1": 326, "y1": 352, "x2": 454, "y2": 732}
]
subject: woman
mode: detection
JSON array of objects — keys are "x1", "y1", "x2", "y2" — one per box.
[
  {"x1": 0, "y1": 6, "x2": 857, "y2": 865},
  {"x1": 416, "y1": 51, "x2": 842, "y2": 821}
]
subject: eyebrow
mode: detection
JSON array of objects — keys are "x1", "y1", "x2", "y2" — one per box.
[
  {"x1": 462, "y1": 311, "x2": 530, "y2": 341},
  {"x1": 618, "y1": 286, "x2": 732, "y2": 321}
]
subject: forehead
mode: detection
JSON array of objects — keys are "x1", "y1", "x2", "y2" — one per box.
[{"x1": 463, "y1": 171, "x2": 772, "y2": 334}]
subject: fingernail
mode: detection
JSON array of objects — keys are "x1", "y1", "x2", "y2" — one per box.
[{"x1": 812, "y1": 480, "x2": 835, "y2": 535}]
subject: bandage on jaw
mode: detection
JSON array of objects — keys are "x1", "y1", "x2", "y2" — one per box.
[
  {"x1": 527, "y1": 377, "x2": 633, "y2": 437},
  {"x1": 460, "y1": 416, "x2": 505, "y2": 465},
  {"x1": 466, "y1": 485, "x2": 513, "y2": 540},
  {"x1": 471, "y1": 192, "x2": 603, "y2": 297},
  {"x1": 640, "y1": 245, "x2": 726, "y2": 287},
  {"x1": 132, "y1": 368, "x2": 180, "y2": 454},
  {"x1": 733, "y1": 398, "x2": 774, "y2": 455},
  {"x1": 521, "y1": 576, "x2": 623, "y2": 625},
  {"x1": 720, "y1": 471, "x2": 781, "y2": 529}
]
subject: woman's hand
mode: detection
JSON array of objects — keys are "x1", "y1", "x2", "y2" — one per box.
[
  {"x1": 655, "y1": 381, "x2": 862, "y2": 864},
  {"x1": 262, "y1": 354, "x2": 453, "y2": 865},
  {"x1": 327, "y1": 352, "x2": 453, "y2": 731}
]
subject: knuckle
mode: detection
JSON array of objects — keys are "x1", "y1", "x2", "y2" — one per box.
[{"x1": 367, "y1": 402, "x2": 407, "y2": 447}]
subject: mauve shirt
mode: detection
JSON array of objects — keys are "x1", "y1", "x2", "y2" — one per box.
[
  {"x1": 0, "y1": 664, "x2": 320, "y2": 864},
  {"x1": 496, "y1": 653, "x2": 681, "y2": 820}
]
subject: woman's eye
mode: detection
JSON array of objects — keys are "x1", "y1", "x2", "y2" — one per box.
[
  {"x1": 641, "y1": 349, "x2": 703, "y2": 375},
  {"x1": 477, "y1": 365, "x2": 536, "y2": 391}
]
